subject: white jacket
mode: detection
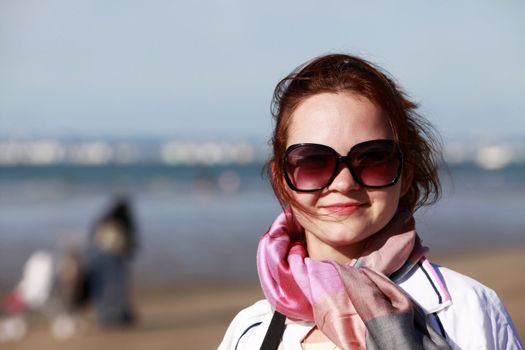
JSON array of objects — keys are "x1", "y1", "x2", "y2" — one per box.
[{"x1": 219, "y1": 258, "x2": 523, "y2": 350}]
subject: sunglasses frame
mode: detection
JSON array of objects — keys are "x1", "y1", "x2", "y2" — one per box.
[{"x1": 282, "y1": 139, "x2": 403, "y2": 192}]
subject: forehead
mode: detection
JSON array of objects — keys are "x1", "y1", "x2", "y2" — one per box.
[{"x1": 286, "y1": 92, "x2": 393, "y2": 151}]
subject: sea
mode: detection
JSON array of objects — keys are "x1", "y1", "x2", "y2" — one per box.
[{"x1": 1, "y1": 163, "x2": 524, "y2": 289}]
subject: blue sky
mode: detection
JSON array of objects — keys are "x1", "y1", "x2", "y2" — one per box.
[{"x1": 1, "y1": 0, "x2": 524, "y2": 142}]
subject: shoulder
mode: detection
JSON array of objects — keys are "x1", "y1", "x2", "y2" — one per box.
[
  {"x1": 426, "y1": 263, "x2": 523, "y2": 349},
  {"x1": 397, "y1": 259, "x2": 522, "y2": 349},
  {"x1": 217, "y1": 299, "x2": 274, "y2": 350},
  {"x1": 436, "y1": 264, "x2": 512, "y2": 324},
  {"x1": 436, "y1": 265, "x2": 499, "y2": 305},
  {"x1": 229, "y1": 299, "x2": 272, "y2": 323}
]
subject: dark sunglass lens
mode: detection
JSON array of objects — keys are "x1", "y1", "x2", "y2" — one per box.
[
  {"x1": 350, "y1": 141, "x2": 400, "y2": 187},
  {"x1": 285, "y1": 145, "x2": 337, "y2": 190}
]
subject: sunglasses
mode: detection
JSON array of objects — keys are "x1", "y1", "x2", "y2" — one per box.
[{"x1": 283, "y1": 139, "x2": 403, "y2": 192}]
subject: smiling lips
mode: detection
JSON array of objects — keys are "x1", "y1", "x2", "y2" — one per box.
[{"x1": 320, "y1": 202, "x2": 364, "y2": 215}]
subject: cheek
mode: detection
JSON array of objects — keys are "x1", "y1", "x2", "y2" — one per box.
[
  {"x1": 371, "y1": 185, "x2": 402, "y2": 212},
  {"x1": 289, "y1": 190, "x2": 319, "y2": 208}
]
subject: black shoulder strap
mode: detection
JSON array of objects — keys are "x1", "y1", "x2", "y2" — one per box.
[{"x1": 259, "y1": 311, "x2": 287, "y2": 350}]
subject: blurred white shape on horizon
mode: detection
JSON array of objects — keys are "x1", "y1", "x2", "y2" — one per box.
[
  {"x1": 161, "y1": 141, "x2": 198, "y2": 165},
  {"x1": 161, "y1": 141, "x2": 256, "y2": 165},
  {"x1": 28, "y1": 140, "x2": 66, "y2": 164},
  {"x1": 228, "y1": 142, "x2": 256, "y2": 164},
  {"x1": 0, "y1": 140, "x2": 65, "y2": 165},
  {"x1": 475, "y1": 144, "x2": 514, "y2": 170},
  {"x1": 113, "y1": 143, "x2": 141, "y2": 164},
  {"x1": 69, "y1": 141, "x2": 113, "y2": 165},
  {"x1": 195, "y1": 142, "x2": 224, "y2": 165}
]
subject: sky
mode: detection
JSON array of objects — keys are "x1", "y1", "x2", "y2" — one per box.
[{"x1": 1, "y1": 0, "x2": 524, "y2": 143}]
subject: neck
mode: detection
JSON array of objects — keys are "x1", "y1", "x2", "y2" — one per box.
[{"x1": 304, "y1": 231, "x2": 365, "y2": 265}]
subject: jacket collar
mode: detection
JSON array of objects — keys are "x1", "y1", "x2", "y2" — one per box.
[{"x1": 397, "y1": 257, "x2": 452, "y2": 314}]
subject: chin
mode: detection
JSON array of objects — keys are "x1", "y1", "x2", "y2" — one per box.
[{"x1": 319, "y1": 222, "x2": 373, "y2": 245}]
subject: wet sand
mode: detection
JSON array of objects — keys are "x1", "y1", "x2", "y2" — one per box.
[{"x1": 5, "y1": 246, "x2": 524, "y2": 349}]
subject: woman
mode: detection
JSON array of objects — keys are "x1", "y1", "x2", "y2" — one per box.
[{"x1": 219, "y1": 54, "x2": 523, "y2": 349}]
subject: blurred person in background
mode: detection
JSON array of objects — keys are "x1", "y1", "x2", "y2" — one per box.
[
  {"x1": 88, "y1": 196, "x2": 138, "y2": 327},
  {"x1": 219, "y1": 54, "x2": 523, "y2": 349}
]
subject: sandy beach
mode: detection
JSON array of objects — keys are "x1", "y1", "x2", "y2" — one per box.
[{"x1": 4, "y1": 245, "x2": 524, "y2": 349}]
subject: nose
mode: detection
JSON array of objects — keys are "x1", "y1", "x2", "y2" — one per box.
[{"x1": 327, "y1": 165, "x2": 361, "y2": 193}]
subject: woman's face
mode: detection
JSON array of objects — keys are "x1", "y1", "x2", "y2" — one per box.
[{"x1": 285, "y1": 92, "x2": 409, "y2": 262}]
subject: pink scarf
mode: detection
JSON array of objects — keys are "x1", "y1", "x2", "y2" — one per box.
[{"x1": 257, "y1": 209, "x2": 450, "y2": 350}]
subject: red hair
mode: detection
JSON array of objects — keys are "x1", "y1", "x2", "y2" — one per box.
[{"x1": 266, "y1": 53, "x2": 442, "y2": 213}]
